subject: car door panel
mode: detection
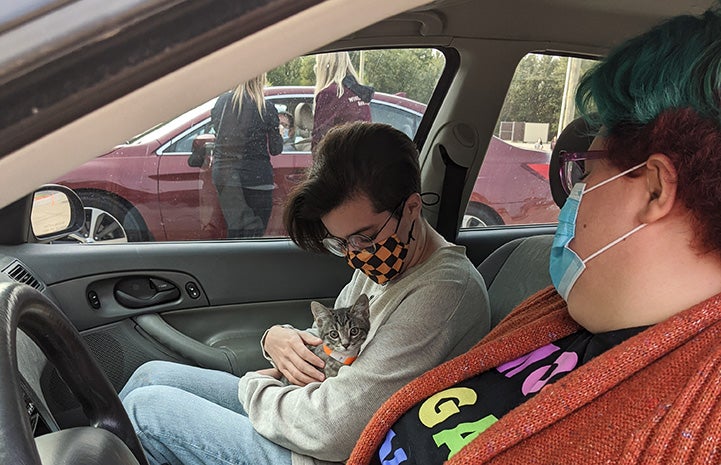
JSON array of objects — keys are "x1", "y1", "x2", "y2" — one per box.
[
  {"x1": 0, "y1": 239, "x2": 354, "y2": 428},
  {"x1": 0, "y1": 240, "x2": 351, "y2": 371},
  {"x1": 47, "y1": 270, "x2": 209, "y2": 330}
]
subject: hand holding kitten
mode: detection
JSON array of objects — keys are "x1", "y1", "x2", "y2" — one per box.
[{"x1": 264, "y1": 325, "x2": 326, "y2": 386}]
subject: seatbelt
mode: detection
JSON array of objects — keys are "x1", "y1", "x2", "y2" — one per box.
[{"x1": 436, "y1": 144, "x2": 468, "y2": 243}]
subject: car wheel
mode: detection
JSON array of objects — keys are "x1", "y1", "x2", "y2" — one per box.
[
  {"x1": 68, "y1": 192, "x2": 150, "y2": 243},
  {"x1": 462, "y1": 203, "x2": 504, "y2": 228}
]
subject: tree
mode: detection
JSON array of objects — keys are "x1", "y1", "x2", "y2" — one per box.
[
  {"x1": 266, "y1": 56, "x2": 315, "y2": 87},
  {"x1": 496, "y1": 54, "x2": 597, "y2": 138},
  {"x1": 265, "y1": 49, "x2": 445, "y2": 104},
  {"x1": 361, "y1": 49, "x2": 445, "y2": 102},
  {"x1": 497, "y1": 54, "x2": 567, "y2": 138}
]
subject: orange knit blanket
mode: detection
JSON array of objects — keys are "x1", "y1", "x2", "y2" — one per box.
[{"x1": 348, "y1": 286, "x2": 721, "y2": 464}]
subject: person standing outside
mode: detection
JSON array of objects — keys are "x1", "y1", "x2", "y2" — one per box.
[
  {"x1": 211, "y1": 73, "x2": 283, "y2": 238},
  {"x1": 312, "y1": 52, "x2": 374, "y2": 150}
]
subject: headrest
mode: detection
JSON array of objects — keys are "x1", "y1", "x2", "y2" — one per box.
[
  {"x1": 548, "y1": 116, "x2": 596, "y2": 207},
  {"x1": 294, "y1": 103, "x2": 314, "y2": 131}
]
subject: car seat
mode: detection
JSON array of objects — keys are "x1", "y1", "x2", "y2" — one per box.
[
  {"x1": 477, "y1": 116, "x2": 595, "y2": 327},
  {"x1": 293, "y1": 103, "x2": 314, "y2": 151}
]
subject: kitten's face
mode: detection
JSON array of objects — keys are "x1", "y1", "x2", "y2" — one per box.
[{"x1": 311, "y1": 294, "x2": 370, "y2": 353}]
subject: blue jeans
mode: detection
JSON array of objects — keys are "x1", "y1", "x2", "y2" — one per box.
[{"x1": 119, "y1": 361, "x2": 292, "y2": 465}]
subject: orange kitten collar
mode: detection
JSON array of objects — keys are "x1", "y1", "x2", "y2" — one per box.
[{"x1": 323, "y1": 344, "x2": 358, "y2": 365}]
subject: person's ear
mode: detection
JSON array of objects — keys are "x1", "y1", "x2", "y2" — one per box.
[
  {"x1": 404, "y1": 192, "x2": 423, "y2": 220},
  {"x1": 638, "y1": 153, "x2": 678, "y2": 224}
]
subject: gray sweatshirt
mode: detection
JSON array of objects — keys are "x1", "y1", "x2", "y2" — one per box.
[{"x1": 238, "y1": 245, "x2": 490, "y2": 465}]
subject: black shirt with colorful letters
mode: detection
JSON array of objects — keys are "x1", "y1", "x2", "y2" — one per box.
[{"x1": 372, "y1": 326, "x2": 647, "y2": 465}]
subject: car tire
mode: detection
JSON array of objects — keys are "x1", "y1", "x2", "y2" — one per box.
[
  {"x1": 71, "y1": 192, "x2": 150, "y2": 243},
  {"x1": 462, "y1": 202, "x2": 504, "y2": 228}
]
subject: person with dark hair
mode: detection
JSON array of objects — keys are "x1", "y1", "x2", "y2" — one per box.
[
  {"x1": 278, "y1": 110, "x2": 298, "y2": 151},
  {"x1": 348, "y1": 5, "x2": 721, "y2": 465},
  {"x1": 118, "y1": 121, "x2": 489, "y2": 465}
]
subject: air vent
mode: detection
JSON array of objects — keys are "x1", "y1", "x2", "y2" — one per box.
[{"x1": 3, "y1": 261, "x2": 44, "y2": 291}]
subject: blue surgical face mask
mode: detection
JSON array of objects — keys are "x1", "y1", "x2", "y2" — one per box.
[{"x1": 549, "y1": 162, "x2": 647, "y2": 301}]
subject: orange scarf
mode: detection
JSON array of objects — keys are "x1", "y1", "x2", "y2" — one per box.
[{"x1": 349, "y1": 287, "x2": 721, "y2": 464}]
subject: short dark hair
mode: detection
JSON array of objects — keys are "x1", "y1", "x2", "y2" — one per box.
[{"x1": 284, "y1": 122, "x2": 421, "y2": 252}]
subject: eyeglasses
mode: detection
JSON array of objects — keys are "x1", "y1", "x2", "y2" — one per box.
[
  {"x1": 559, "y1": 150, "x2": 608, "y2": 194},
  {"x1": 322, "y1": 201, "x2": 404, "y2": 257}
]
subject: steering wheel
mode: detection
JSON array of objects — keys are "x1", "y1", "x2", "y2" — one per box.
[{"x1": 0, "y1": 282, "x2": 149, "y2": 465}]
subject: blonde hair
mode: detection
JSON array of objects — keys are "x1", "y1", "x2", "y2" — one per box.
[
  {"x1": 314, "y1": 52, "x2": 360, "y2": 98},
  {"x1": 231, "y1": 73, "x2": 267, "y2": 118}
]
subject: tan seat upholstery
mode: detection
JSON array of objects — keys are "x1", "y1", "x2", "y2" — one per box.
[{"x1": 293, "y1": 103, "x2": 314, "y2": 151}]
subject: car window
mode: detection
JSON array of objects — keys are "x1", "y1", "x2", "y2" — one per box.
[
  {"x1": 461, "y1": 53, "x2": 597, "y2": 229},
  {"x1": 53, "y1": 48, "x2": 447, "y2": 243},
  {"x1": 163, "y1": 121, "x2": 213, "y2": 154},
  {"x1": 370, "y1": 102, "x2": 422, "y2": 139}
]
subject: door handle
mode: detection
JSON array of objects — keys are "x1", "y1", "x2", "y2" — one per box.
[{"x1": 114, "y1": 277, "x2": 180, "y2": 309}]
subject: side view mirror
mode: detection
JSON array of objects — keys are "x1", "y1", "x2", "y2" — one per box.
[
  {"x1": 30, "y1": 184, "x2": 85, "y2": 242},
  {"x1": 188, "y1": 133, "x2": 216, "y2": 167}
]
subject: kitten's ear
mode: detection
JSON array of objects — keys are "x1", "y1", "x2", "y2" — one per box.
[
  {"x1": 310, "y1": 301, "x2": 332, "y2": 325},
  {"x1": 354, "y1": 294, "x2": 370, "y2": 320}
]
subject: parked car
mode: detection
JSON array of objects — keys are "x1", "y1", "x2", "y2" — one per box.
[
  {"x1": 466, "y1": 136, "x2": 556, "y2": 227},
  {"x1": 54, "y1": 87, "x2": 555, "y2": 243}
]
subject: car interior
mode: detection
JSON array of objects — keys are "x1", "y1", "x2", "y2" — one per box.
[{"x1": 0, "y1": 0, "x2": 714, "y2": 464}]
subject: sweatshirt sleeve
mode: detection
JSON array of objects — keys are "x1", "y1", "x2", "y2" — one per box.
[
  {"x1": 238, "y1": 270, "x2": 487, "y2": 462},
  {"x1": 265, "y1": 101, "x2": 284, "y2": 155}
]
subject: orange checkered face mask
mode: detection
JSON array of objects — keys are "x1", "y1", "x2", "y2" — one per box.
[
  {"x1": 345, "y1": 215, "x2": 412, "y2": 285},
  {"x1": 323, "y1": 199, "x2": 414, "y2": 285}
]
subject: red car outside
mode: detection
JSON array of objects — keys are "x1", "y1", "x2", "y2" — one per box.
[
  {"x1": 466, "y1": 136, "x2": 558, "y2": 227},
  {"x1": 54, "y1": 87, "x2": 556, "y2": 243}
]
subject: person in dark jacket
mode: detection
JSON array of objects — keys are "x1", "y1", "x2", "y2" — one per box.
[
  {"x1": 311, "y1": 52, "x2": 374, "y2": 150},
  {"x1": 211, "y1": 73, "x2": 283, "y2": 238}
]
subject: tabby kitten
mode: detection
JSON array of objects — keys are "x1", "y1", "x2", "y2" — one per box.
[
  {"x1": 279, "y1": 293, "x2": 370, "y2": 384},
  {"x1": 309, "y1": 293, "x2": 370, "y2": 378}
]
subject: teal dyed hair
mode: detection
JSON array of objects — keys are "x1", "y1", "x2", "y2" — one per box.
[{"x1": 576, "y1": 5, "x2": 721, "y2": 134}]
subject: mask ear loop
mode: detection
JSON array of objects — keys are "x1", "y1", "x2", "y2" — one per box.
[
  {"x1": 585, "y1": 161, "x2": 647, "y2": 193},
  {"x1": 402, "y1": 193, "x2": 434, "y2": 242},
  {"x1": 581, "y1": 160, "x2": 648, "y2": 264},
  {"x1": 582, "y1": 223, "x2": 646, "y2": 264},
  {"x1": 395, "y1": 198, "x2": 415, "y2": 243}
]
